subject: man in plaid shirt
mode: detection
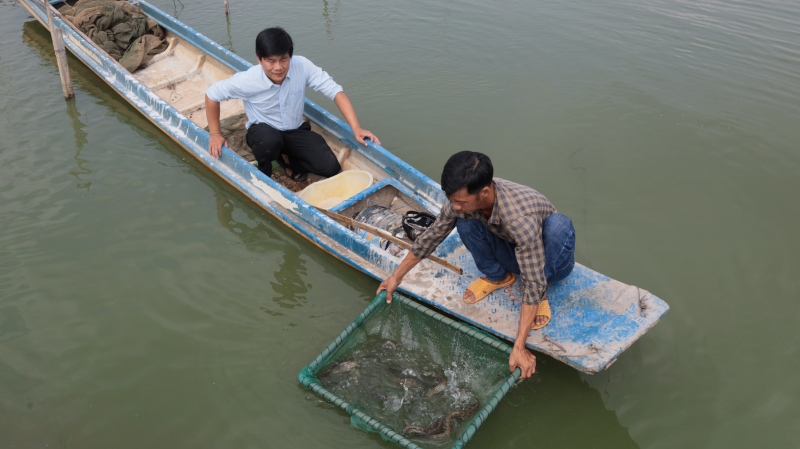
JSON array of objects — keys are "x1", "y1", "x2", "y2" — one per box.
[{"x1": 378, "y1": 151, "x2": 576, "y2": 378}]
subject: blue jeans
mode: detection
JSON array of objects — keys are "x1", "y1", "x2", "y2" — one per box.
[{"x1": 456, "y1": 214, "x2": 576, "y2": 284}]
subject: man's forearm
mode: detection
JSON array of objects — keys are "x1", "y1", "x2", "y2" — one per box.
[
  {"x1": 205, "y1": 94, "x2": 222, "y2": 134},
  {"x1": 377, "y1": 251, "x2": 423, "y2": 303},
  {"x1": 509, "y1": 302, "x2": 539, "y2": 378},
  {"x1": 333, "y1": 91, "x2": 361, "y2": 131},
  {"x1": 392, "y1": 251, "x2": 423, "y2": 281},
  {"x1": 515, "y1": 303, "x2": 539, "y2": 348}
]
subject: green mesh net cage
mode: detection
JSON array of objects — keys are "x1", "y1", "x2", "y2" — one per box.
[{"x1": 298, "y1": 291, "x2": 521, "y2": 449}]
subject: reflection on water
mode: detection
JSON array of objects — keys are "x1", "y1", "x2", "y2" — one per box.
[
  {"x1": 214, "y1": 193, "x2": 310, "y2": 310},
  {"x1": 65, "y1": 99, "x2": 92, "y2": 191},
  {"x1": 224, "y1": 13, "x2": 235, "y2": 52},
  {"x1": 169, "y1": 0, "x2": 184, "y2": 18},
  {"x1": 568, "y1": 148, "x2": 591, "y2": 266},
  {"x1": 322, "y1": 0, "x2": 341, "y2": 41}
]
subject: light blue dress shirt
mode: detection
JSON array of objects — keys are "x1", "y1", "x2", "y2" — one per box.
[{"x1": 205, "y1": 55, "x2": 343, "y2": 130}]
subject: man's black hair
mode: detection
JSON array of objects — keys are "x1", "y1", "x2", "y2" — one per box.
[
  {"x1": 440, "y1": 151, "x2": 494, "y2": 196},
  {"x1": 255, "y1": 27, "x2": 293, "y2": 59}
]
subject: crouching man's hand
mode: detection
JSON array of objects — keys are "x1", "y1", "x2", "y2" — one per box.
[
  {"x1": 376, "y1": 251, "x2": 423, "y2": 304},
  {"x1": 509, "y1": 344, "x2": 537, "y2": 378},
  {"x1": 377, "y1": 274, "x2": 402, "y2": 304}
]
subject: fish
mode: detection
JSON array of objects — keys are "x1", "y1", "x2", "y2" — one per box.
[
  {"x1": 402, "y1": 401, "x2": 481, "y2": 438},
  {"x1": 332, "y1": 360, "x2": 358, "y2": 374},
  {"x1": 382, "y1": 368, "x2": 422, "y2": 388},
  {"x1": 321, "y1": 348, "x2": 448, "y2": 400},
  {"x1": 423, "y1": 372, "x2": 447, "y2": 397},
  {"x1": 318, "y1": 359, "x2": 358, "y2": 378}
]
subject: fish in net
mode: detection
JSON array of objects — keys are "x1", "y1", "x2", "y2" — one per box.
[{"x1": 315, "y1": 300, "x2": 512, "y2": 447}]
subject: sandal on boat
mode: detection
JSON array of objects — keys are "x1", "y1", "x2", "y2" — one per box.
[
  {"x1": 275, "y1": 157, "x2": 308, "y2": 182},
  {"x1": 275, "y1": 156, "x2": 290, "y2": 170},
  {"x1": 463, "y1": 274, "x2": 516, "y2": 304},
  {"x1": 531, "y1": 298, "x2": 551, "y2": 330},
  {"x1": 288, "y1": 170, "x2": 307, "y2": 182}
]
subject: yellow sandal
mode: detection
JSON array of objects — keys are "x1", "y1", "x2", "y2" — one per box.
[
  {"x1": 463, "y1": 274, "x2": 516, "y2": 304},
  {"x1": 531, "y1": 298, "x2": 551, "y2": 330}
]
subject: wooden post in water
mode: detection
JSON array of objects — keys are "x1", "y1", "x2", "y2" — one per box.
[
  {"x1": 45, "y1": 0, "x2": 74, "y2": 99},
  {"x1": 224, "y1": 0, "x2": 229, "y2": 15}
]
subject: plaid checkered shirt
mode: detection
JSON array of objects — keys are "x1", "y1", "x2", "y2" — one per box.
[{"x1": 410, "y1": 178, "x2": 557, "y2": 305}]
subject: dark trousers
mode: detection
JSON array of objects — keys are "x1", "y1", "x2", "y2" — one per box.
[
  {"x1": 246, "y1": 121, "x2": 341, "y2": 177},
  {"x1": 456, "y1": 213, "x2": 576, "y2": 284}
]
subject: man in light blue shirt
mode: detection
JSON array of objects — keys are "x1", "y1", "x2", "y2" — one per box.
[{"x1": 205, "y1": 27, "x2": 379, "y2": 181}]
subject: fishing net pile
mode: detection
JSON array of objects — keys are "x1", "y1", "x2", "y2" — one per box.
[
  {"x1": 58, "y1": 0, "x2": 168, "y2": 72},
  {"x1": 310, "y1": 300, "x2": 512, "y2": 447}
]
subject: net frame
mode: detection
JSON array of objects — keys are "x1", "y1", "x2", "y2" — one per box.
[{"x1": 298, "y1": 291, "x2": 521, "y2": 449}]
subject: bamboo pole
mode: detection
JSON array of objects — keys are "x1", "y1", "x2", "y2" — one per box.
[
  {"x1": 224, "y1": 0, "x2": 229, "y2": 15},
  {"x1": 45, "y1": 0, "x2": 74, "y2": 99},
  {"x1": 315, "y1": 207, "x2": 464, "y2": 275}
]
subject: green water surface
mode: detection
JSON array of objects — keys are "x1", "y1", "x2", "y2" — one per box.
[{"x1": 1, "y1": 0, "x2": 799, "y2": 447}]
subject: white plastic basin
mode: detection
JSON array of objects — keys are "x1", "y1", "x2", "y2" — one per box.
[{"x1": 297, "y1": 170, "x2": 374, "y2": 209}]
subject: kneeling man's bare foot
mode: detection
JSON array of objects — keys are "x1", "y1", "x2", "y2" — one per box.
[{"x1": 463, "y1": 272, "x2": 514, "y2": 303}]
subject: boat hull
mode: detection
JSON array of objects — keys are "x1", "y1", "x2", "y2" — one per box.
[{"x1": 21, "y1": 0, "x2": 669, "y2": 373}]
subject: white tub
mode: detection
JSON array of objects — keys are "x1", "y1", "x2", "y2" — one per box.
[{"x1": 297, "y1": 170, "x2": 374, "y2": 209}]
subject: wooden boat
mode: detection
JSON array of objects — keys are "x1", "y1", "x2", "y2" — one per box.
[{"x1": 21, "y1": 0, "x2": 669, "y2": 374}]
